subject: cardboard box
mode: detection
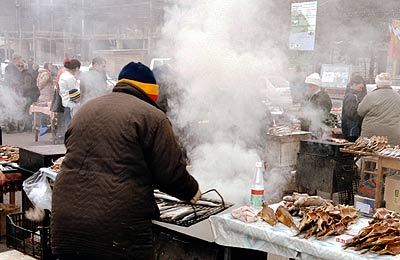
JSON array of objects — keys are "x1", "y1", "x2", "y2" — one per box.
[
  {"x1": 384, "y1": 175, "x2": 400, "y2": 212},
  {"x1": 0, "y1": 203, "x2": 21, "y2": 236},
  {"x1": 354, "y1": 194, "x2": 375, "y2": 216}
]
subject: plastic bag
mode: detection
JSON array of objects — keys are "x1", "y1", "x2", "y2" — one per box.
[{"x1": 23, "y1": 171, "x2": 52, "y2": 210}]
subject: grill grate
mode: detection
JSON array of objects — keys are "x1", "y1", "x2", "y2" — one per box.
[{"x1": 155, "y1": 189, "x2": 233, "y2": 227}]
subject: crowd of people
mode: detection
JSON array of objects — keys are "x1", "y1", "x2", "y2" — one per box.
[
  {"x1": 1, "y1": 54, "x2": 112, "y2": 138},
  {"x1": 296, "y1": 70, "x2": 400, "y2": 146}
]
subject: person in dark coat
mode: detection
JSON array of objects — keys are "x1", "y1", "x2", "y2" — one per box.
[
  {"x1": 51, "y1": 62, "x2": 201, "y2": 260},
  {"x1": 341, "y1": 74, "x2": 366, "y2": 142},
  {"x1": 4, "y1": 53, "x2": 22, "y2": 89},
  {"x1": 300, "y1": 72, "x2": 332, "y2": 137}
]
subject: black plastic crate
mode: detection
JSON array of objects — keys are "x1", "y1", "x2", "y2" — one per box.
[{"x1": 6, "y1": 212, "x2": 54, "y2": 260}]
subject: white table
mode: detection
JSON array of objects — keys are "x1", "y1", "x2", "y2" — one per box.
[{"x1": 209, "y1": 205, "x2": 399, "y2": 260}]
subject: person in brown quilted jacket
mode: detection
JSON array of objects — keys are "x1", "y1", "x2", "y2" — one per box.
[
  {"x1": 37, "y1": 63, "x2": 54, "y2": 104},
  {"x1": 51, "y1": 62, "x2": 200, "y2": 260}
]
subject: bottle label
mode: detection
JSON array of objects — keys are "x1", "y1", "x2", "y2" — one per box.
[{"x1": 250, "y1": 189, "x2": 264, "y2": 208}]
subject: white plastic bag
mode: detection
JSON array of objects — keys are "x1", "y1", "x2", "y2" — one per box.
[{"x1": 23, "y1": 171, "x2": 52, "y2": 210}]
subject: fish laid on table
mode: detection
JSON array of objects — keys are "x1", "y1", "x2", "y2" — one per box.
[
  {"x1": 258, "y1": 203, "x2": 278, "y2": 226},
  {"x1": 275, "y1": 205, "x2": 298, "y2": 231}
]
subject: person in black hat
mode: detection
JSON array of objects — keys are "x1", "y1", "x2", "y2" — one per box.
[{"x1": 51, "y1": 61, "x2": 201, "y2": 260}]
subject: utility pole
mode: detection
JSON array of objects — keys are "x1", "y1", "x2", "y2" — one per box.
[{"x1": 15, "y1": 0, "x2": 22, "y2": 55}]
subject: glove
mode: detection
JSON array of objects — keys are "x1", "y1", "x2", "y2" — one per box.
[{"x1": 190, "y1": 189, "x2": 202, "y2": 204}]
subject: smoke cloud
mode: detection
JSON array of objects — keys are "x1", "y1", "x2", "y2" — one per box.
[
  {"x1": 0, "y1": 84, "x2": 27, "y2": 128},
  {"x1": 157, "y1": 0, "x2": 290, "y2": 205}
]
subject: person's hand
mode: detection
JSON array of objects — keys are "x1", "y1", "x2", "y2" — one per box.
[{"x1": 190, "y1": 189, "x2": 202, "y2": 204}]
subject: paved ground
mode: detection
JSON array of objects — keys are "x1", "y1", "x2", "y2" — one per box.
[{"x1": 0, "y1": 130, "x2": 287, "y2": 260}]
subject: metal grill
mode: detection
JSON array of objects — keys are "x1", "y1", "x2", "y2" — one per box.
[
  {"x1": 155, "y1": 189, "x2": 233, "y2": 227},
  {"x1": 296, "y1": 139, "x2": 357, "y2": 205}
]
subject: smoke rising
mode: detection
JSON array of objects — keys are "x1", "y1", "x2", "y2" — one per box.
[
  {"x1": 157, "y1": 0, "x2": 290, "y2": 205},
  {"x1": 0, "y1": 84, "x2": 27, "y2": 127}
]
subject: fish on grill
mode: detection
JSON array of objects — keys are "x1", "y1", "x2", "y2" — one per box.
[
  {"x1": 181, "y1": 209, "x2": 208, "y2": 222},
  {"x1": 160, "y1": 206, "x2": 194, "y2": 220}
]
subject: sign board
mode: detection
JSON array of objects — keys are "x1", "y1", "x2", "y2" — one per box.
[
  {"x1": 320, "y1": 64, "x2": 352, "y2": 89},
  {"x1": 289, "y1": 1, "x2": 317, "y2": 51}
]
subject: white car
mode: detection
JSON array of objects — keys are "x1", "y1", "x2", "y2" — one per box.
[
  {"x1": 258, "y1": 76, "x2": 293, "y2": 107},
  {"x1": 149, "y1": 58, "x2": 170, "y2": 70}
]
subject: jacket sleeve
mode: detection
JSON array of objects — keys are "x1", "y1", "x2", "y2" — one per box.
[
  {"x1": 147, "y1": 118, "x2": 199, "y2": 202},
  {"x1": 320, "y1": 93, "x2": 332, "y2": 115},
  {"x1": 357, "y1": 95, "x2": 370, "y2": 117},
  {"x1": 342, "y1": 94, "x2": 359, "y2": 119}
]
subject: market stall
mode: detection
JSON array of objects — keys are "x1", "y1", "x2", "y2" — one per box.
[{"x1": 210, "y1": 203, "x2": 399, "y2": 260}]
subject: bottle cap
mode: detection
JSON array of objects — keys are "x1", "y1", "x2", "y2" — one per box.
[{"x1": 255, "y1": 161, "x2": 263, "y2": 168}]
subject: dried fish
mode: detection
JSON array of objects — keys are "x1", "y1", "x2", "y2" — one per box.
[
  {"x1": 275, "y1": 206, "x2": 298, "y2": 231},
  {"x1": 258, "y1": 203, "x2": 278, "y2": 226}
]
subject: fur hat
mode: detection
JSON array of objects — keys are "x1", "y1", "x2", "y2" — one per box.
[
  {"x1": 375, "y1": 73, "x2": 391, "y2": 87},
  {"x1": 305, "y1": 73, "x2": 321, "y2": 87},
  {"x1": 118, "y1": 62, "x2": 159, "y2": 101},
  {"x1": 68, "y1": 88, "x2": 80, "y2": 102}
]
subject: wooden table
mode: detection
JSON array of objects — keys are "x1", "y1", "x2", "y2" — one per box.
[
  {"x1": 340, "y1": 149, "x2": 400, "y2": 209},
  {"x1": 29, "y1": 102, "x2": 56, "y2": 142},
  {"x1": 376, "y1": 156, "x2": 400, "y2": 208}
]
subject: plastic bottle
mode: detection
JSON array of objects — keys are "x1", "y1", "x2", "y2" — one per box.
[{"x1": 250, "y1": 161, "x2": 265, "y2": 209}]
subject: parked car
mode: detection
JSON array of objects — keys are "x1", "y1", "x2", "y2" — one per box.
[
  {"x1": 149, "y1": 58, "x2": 170, "y2": 70},
  {"x1": 258, "y1": 76, "x2": 293, "y2": 108}
]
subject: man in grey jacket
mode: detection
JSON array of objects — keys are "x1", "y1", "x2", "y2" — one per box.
[{"x1": 357, "y1": 73, "x2": 400, "y2": 146}]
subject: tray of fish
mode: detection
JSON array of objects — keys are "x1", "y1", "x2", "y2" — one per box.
[
  {"x1": 0, "y1": 145, "x2": 19, "y2": 164},
  {"x1": 155, "y1": 189, "x2": 233, "y2": 227},
  {"x1": 378, "y1": 146, "x2": 400, "y2": 158},
  {"x1": 342, "y1": 136, "x2": 388, "y2": 154},
  {"x1": 0, "y1": 164, "x2": 19, "y2": 173}
]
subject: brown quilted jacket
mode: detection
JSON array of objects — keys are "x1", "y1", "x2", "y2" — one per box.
[{"x1": 51, "y1": 82, "x2": 198, "y2": 259}]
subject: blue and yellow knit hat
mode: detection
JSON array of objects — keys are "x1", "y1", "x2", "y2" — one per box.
[{"x1": 118, "y1": 62, "x2": 159, "y2": 101}]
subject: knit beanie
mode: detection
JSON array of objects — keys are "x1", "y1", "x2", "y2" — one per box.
[
  {"x1": 69, "y1": 88, "x2": 80, "y2": 102},
  {"x1": 375, "y1": 73, "x2": 391, "y2": 88},
  {"x1": 118, "y1": 62, "x2": 159, "y2": 101},
  {"x1": 305, "y1": 73, "x2": 322, "y2": 87}
]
